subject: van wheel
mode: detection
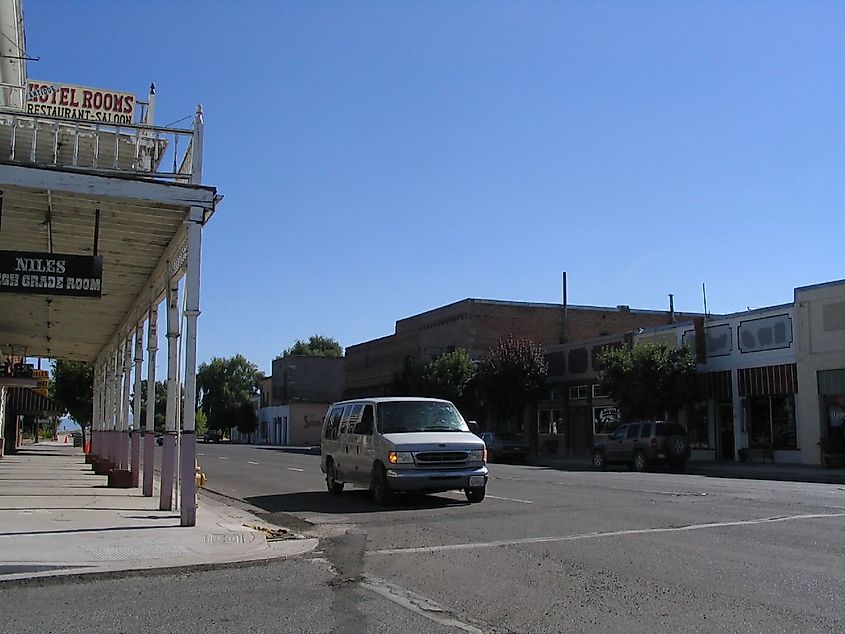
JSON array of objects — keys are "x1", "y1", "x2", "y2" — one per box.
[
  {"x1": 632, "y1": 450, "x2": 648, "y2": 472},
  {"x1": 325, "y1": 459, "x2": 343, "y2": 495},
  {"x1": 465, "y1": 486, "x2": 486, "y2": 503},
  {"x1": 371, "y1": 465, "x2": 393, "y2": 506}
]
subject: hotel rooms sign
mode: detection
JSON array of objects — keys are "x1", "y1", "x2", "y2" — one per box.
[
  {"x1": 0, "y1": 250, "x2": 103, "y2": 298},
  {"x1": 25, "y1": 81, "x2": 136, "y2": 125}
]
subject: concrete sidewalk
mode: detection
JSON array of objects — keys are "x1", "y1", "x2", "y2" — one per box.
[
  {"x1": 0, "y1": 442, "x2": 317, "y2": 583},
  {"x1": 527, "y1": 454, "x2": 845, "y2": 484}
]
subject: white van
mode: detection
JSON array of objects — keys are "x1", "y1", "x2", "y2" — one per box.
[{"x1": 320, "y1": 397, "x2": 488, "y2": 505}]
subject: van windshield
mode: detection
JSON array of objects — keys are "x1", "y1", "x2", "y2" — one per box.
[{"x1": 377, "y1": 401, "x2": 469, "y2": 434}]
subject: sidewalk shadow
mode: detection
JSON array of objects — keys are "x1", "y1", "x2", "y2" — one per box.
[{"x1": 244, "y1": 490, "x2": 468, "y2": 515}]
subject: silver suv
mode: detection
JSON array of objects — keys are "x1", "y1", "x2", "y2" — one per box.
[{"x1": 592, "y1": 421, "x2": 690, "y2": 471}]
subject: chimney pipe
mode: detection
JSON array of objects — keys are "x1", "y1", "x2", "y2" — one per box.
[{"x1": 669, "y1": 293, "x2": 676, "y2": 324}]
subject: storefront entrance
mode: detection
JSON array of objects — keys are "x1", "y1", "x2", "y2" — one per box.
[{"x1": 717, "y1": 400, "x2": 735, "y2": 461}]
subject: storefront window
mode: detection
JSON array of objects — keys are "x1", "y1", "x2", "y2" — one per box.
[
  {"x1": 748, "y1": 395, "x2": 797, "y2": 449},
  {"x1": 687, "y1": 401, "x2": 709, "y2": 448},
  {"x1": 538, "y1": 409, "x2": 564, "y2": 434}
]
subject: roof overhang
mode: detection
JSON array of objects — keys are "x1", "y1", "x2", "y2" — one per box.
[{"x1": 0, "y1": 162, "x2": 216, "y2": 362}]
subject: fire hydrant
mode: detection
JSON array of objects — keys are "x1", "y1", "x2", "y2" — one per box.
[{"x1": 195, "y1": 460, "x2": 207, "y2": 488}]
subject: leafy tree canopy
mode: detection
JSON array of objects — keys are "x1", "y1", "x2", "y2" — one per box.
[
  {"x1": 422, "y1": 349, "x2": 477, "y2": 403},
  {"x1": 131, "y1": 380, "x2": 168, "y2": 433},
  {"x1": 278, "y1": 335, "x2": 343, "y2": 359},
  {"x1": 597, "y1": 341, "x2": 700, "y2": 421},
  {"x1": 51, "y1": 360, "x2": 94, "y2": 445},
  {"x1": 197, "y1": 354, "x2": 263, "y2": 432},
  {"x1": 478, "y1": 336, "x2": 548, "y2": 428}
]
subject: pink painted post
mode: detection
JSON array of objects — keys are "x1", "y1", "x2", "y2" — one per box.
[{"x1": 160, "y1": 431, "x2": 177, "y2": 510}]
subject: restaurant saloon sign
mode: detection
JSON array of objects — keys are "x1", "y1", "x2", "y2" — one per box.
[
  {"x1": 0, "y1": 250, "x2": 103, "y2": 298},
  {"x1": 26, "y1": 80, "x2": 136, "y2": 125}
]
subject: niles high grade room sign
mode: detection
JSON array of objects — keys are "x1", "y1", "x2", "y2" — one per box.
[
  {"x1": 0, "y1": 250, "x2": 103, "y2": 298},
  {"x1": 26, "y1": 81, "x2": 136, "y2": 125}
]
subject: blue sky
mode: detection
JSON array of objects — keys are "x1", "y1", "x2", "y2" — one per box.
[{"x1": 23, "y1": 1, "x2": 844, "y2": 374}]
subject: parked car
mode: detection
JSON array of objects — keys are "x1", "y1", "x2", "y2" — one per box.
[
  {"x1": 480, "y1": 432, "x2": 531, "y2": 463},
  {"x1": 592, "y1": 421, "x2": 690, "y2": 471},
  {"x1": 202, "y1": 430, "x2": 222, "y2": 443}
]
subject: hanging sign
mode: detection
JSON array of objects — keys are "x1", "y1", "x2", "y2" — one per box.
[
  {"x1": 0, "y1": 250, "x2": 103, "y2": 298},
  {"x1": 33, "y1": 369, "x2": 49, "y2": 397},
  {"x1": 25, "y1": 80, "x2": 136, "y2": 125}
]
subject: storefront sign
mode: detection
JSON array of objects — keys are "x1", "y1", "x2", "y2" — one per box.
[
  {"x1": 593, "y1": 406, "x2": 620, "y2": 435},
  {"x1": 32, "y1": 369, "x2": 49, "y2": 397},
  {"x1": 0, "y1": 250, "x2": 103, "y2": 298},
  {"x1": 25, "y1": 80, "x2": 136, "y2": 124}
]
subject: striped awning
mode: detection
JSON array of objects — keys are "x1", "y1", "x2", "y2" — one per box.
[
  {"x1": 738, "y1": 363, "x2": 798, "y2": 397},
  {"x1": 6, "y1": 388, "x2": 62, "y2": 416}
]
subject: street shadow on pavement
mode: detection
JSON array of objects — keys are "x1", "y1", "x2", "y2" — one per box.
[
  {"x1": 244, "y1": 490, "x2": 470, "y2": 515},
  {"x1": 252, "y1": 446, "x2": 320, "y2": 456}
]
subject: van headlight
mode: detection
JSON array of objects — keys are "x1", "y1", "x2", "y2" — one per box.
[
  {"x1": 470, "y1": 449, "x2": 486, "y2": 462},
  {"x1": 388, "y1": 451, "x2": 414, "y2": 465}
]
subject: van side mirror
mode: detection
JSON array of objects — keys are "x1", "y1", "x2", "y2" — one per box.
[
  {"x1": 354, "y1": 420, "x2": 372, "y2": 435},
  {"x1": 466, "y1": 421, "x2": 480, "y2": 435}
]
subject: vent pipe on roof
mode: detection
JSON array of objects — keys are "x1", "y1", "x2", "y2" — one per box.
[
  {"x1": 669, "y1": 294, "x2": 675, "y2": 324},
  {"x1": 561, "y1": 272, "x2": 569, "y2": 343}
]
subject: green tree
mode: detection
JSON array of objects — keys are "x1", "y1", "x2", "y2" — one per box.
[
  {"x1": 597, "y1": 341, "x2": 700, "y2": 421},
  {"x1": 132, "y1": 380, "x2": 168, "y2": 433},
  {"x1": 422, "y1": 349, "x2": 478, "y2": 404},
  {"x1": 478, "y1": 336, "x2": 548, "y2": 430},
  {"x1": 196, "y1": 355, "x2": 263, "y2": 434},
  {"x1": 51, "y1": 360, "x2": 93, "y2": 448},
  {"x1": 233, "y1": 400, "x2": 258, "y2": 440},
  {"x1": 194, "y1": 408, "x2": 208, "y2": 435},
  {"x1": 278, "y1": 335, "x2": 343, "y2": 358}
]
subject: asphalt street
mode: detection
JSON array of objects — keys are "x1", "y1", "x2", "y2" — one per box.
[{"x1": 4, "y1": 442, "x2": 845, "y2": 633}]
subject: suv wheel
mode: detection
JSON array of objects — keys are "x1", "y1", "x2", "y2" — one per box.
[
  {"x1": 632, "y1": 450, "x2": 648, "y2": 472},
  {"x1": 667, "y1": 435, "x2": 690, "y2": 461},
  {"x1": 592, "y1": 449, "x2": 607, "y2": 470}
]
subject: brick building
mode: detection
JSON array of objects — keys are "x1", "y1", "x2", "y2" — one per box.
[{"x1": 345, "y1": 298, "x2": 700, "y2": 398}]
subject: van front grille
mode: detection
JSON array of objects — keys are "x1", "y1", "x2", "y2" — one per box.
[{"x1": 415, "y1": 451, "x2": 468, "y2": 464}]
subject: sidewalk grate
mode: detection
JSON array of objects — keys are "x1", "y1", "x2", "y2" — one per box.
[
  {"x1": 80, "y1": 539, "x2": 191, "y2": 560},
  {"x1": 204, "y1": 533, "x2": 246, "y2": 544}
]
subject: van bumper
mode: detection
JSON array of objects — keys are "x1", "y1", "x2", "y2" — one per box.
[{"x1": 385, "y1": 465, "x2": 489, "y2": 492}]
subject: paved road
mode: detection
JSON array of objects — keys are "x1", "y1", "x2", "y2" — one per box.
[
  {"x1": 192, "y1": 443, "x2": 845, "y2": 633},
  {"x1": 5, "y1": 443, "x2": 844, "y2": 633}
]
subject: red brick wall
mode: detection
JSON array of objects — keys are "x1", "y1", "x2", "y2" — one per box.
[{"x1": 344, "y1": 299, "x2": 700, "y2": 397}]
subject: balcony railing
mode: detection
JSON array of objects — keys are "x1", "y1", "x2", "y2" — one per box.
[{"x1": 0, "y1": 106, "x2": 198, "y2": 183}]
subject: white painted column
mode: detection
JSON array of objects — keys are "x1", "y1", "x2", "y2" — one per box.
[
  {"x1": 131, "y1": 324, "x2": 143, "y2": 486},
  {"x1": 143, "y1": 305, "x2": 158, "y2": 497},
  {"x1": 160, "y1": 278, "x2": 181, "y2": 511},
  {"x1": 180, "y1": 209, "x2": 203, "y2": 526}
]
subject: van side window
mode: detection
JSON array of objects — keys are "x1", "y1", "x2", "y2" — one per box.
[
  {"x1": 338, "y1": 404, "x2": 354, "y2": 435},
  {"x1": 345, "y1": 404, "x2": 363, "y2": 434},
  {"x1": 325, "y1": 407, "x2": 343, "y2": 439},
  {"x1": 358, "y1": 404, "x2": 374, "y2": 435}
]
